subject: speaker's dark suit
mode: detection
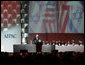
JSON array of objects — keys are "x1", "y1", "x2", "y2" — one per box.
[{"x1": 33, "y1": 37, "x2": 42, "y2": 52}]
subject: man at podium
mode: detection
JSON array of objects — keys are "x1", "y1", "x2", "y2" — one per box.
[{"x1": 33, "y1": 34, "x2": 42, "y2": 53}]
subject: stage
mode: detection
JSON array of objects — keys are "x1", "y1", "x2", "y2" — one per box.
[{"x1": 13, "y1": 44, "x2": 84, "y2": 53}]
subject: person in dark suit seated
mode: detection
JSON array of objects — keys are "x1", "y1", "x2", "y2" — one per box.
[
  {"x1": 52, "y1": 40, "x2": 55, "y2": 45},
  {"x1": 61, "y1": 41, "x2": 65, "y2": 46},
  {"x1": 55, "y1": 41, "x2": 59, "y2": 45},
  {"x1": 71, "y1": 40, "x2": 75, "y2": 46},
  {"x1": 66, "y1": 41, "x2": 71, "y2": 46},
  {"x1": 58, "y1": 40, "x2": 61, "y2": 46},
  {"x1": 78, "y1": 40, "x2": 83, "y2": 46},
  {"x1": 33, "y1": 34, "x2": 42, "y2": 53},
  {"x1": 42, "y1": 41, "x2": 45, "y2": 45},
  {"x1": 30, "y1": 40, "x2": 33, "y2": 44}
]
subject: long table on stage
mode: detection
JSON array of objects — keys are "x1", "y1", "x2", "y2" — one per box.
[
  {"x1": 42, "y1": 45, "x2": 54, "y2": 52},
  {"x1": 13, "y1": 44, "x2": 54, "y2": 53},
  {"x1": 13, "y1": 44, "x2": 36, "y2": 53},
  {"x1": 55, "y1": 45, "x2": 84, "y2": 52},
  {"x1": 13, "y1": 44, "x2": 84, "y2": 53}
]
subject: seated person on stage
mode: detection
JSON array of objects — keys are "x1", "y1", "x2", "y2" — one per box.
[
  {"x1": 55, "y1": 41, "x2": 59, "y2": 45},
  {"x1": 42, "y1": 41, "x2": 45, "y2": 45},
  {"x1": 58, "y1": 40, "x2": 61, "y2": 46},
  {"x1": 30, "y1": 40, "x2": 33, "y2": 44},
  {"x1": 49, "y1": 42, "x2": 52, "y2": 45},
  {"x1": 67, "y1": 41, "x2": 71, "y2": 46},
  {"x1": 61, "y1": 41, "x2": 65, "y2": 46},
  {"x1": 75, "y1": 40, "x2": 80, "y2": 46},
  {"x1": 71, "y1": 40, "x2": 75, "y2": 46},
  {"x1": 33, "y1": 34, "x2": 42, "y2": 53},
  {"x1": 78, "y1": 40, "x2": 83, "y2": 46},
  {"x1": 52, "y1": 40, "x2": 55, "y2": 45},
  {"x1": 46, "y1": 41, "x2": 49, "y2": 45}
]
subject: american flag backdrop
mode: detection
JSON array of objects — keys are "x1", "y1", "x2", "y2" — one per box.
[{"x1": 29, "y1": 1, "x2": 84, "y2": 33}]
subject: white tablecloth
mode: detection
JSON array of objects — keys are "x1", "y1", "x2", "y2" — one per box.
[
  {"x1": 55, "y1": 45, "x2": 84, "y2": 52},
  {"x1": 42, "y1": 45, "x2": 52, "y2": 52}
]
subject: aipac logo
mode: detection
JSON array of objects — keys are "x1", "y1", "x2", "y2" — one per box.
[{"x1": 4, "y1": 34, "x2": 17, "y2": 38}]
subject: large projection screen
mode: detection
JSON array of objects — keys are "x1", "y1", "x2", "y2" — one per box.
[{"x1": 29, "y1": 1, "x2": 84, "y2": 33}]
